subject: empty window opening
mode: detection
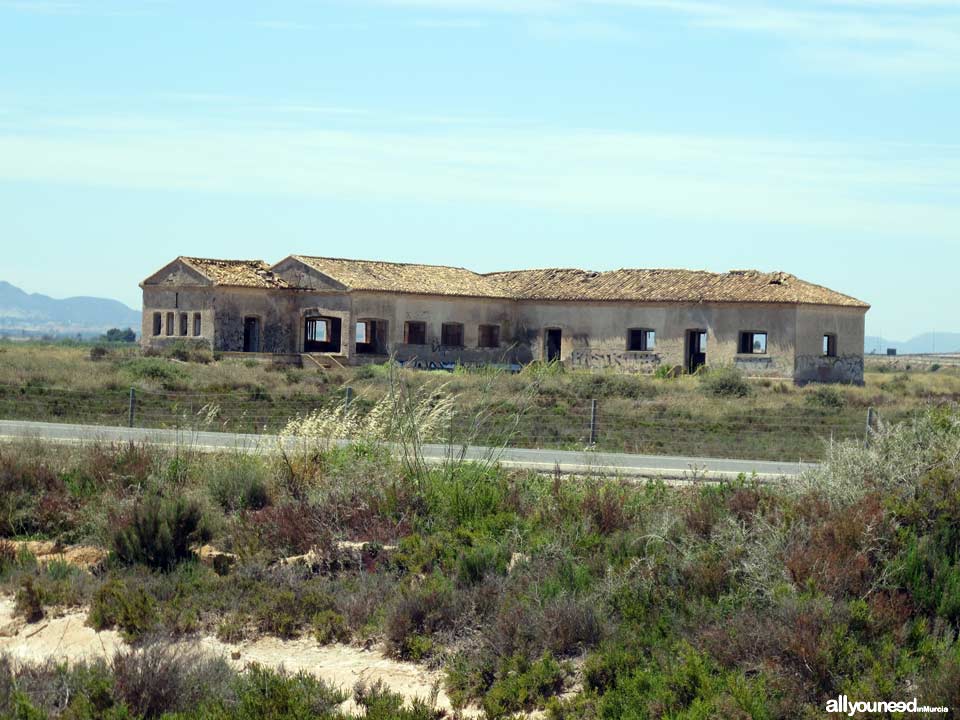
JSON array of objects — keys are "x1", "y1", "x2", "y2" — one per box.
[
  {"x1": 152, "y1": 312, "x2": 162, "y2": 336},
  {"x1": 686, "y1": 329, "x2": 706, "y2": 373},
  {"x1": 356, "y1": 319, "x2": 389, "y2": 354},
  {"x1": 243, "y1": 317, "x2": 260, "y2": 352},
  {"x1": 441, "y1": 322, "x2": 464, "y2": 348},
  {"x1": 404, "y1": 321, "x2": 427, "y2": 345},
  {"x1": 304, "y1": 315, "x2": 342, "y2": 353},
  {"x1": 823, "y1": 334, "x2": 838, "y2": 357},
  {"x1": 193, "y1": 313, "x2": 202, "y2": 337},
  {"x1": 627, "y1": 328, "x2": 655, "y2": 351},
  {"x1": 179, "y1": 313, "x2": 188, "y2": 336},
  {"x1": 478, "y1": 324, "x2": 500, "y2": 349},
  {"x1": 165, "y1": 312, "x2": 174, "y2": 336},
  {"x1": 545, "y1": 328, "x2": 562, "y2": 363},
  {"x1": 739, "y1": 331, "x2": 768, "y2": 354}
]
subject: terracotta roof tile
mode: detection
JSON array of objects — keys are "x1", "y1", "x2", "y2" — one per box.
[
  {"x1": 483, "y1": 268, "x2": 869, "y2": 308},
  {"x1": 178, "y1": 255, "x2": 867, "y2": 308},
  {"x1": 180, "y1": 257, "x2": 290, "y2": 289},
  {"x1": 289, "y1": 255, "x2": 511, "y2": 298}
]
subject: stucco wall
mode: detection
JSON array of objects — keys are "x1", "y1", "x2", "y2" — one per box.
[
  {"x1": 140, "y1": 281, "x2": 863, "y2": 383},
  {"x1": 141, "y1": 286, "x2": 216, "y2": 349},
  {"x1": 348, "y1": 292, "x2": 523, "y2": 365},
  {"x1": 515, "y1": 301, "x2": 797, "y2": 378},
  {"x1": 142, "y1": 286, "x2": 301, "y2": 353},
  {"x1": 794, "y1": 305, "x2": 866, "y2": 384}
]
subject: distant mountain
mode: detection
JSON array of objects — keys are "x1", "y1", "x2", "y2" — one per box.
[
  {"x1": 866, "y1": 333, "x2": 960, "y2": 355},
  {"x1": 0, "y1": 281, "x2": 140, "y2": 336}
]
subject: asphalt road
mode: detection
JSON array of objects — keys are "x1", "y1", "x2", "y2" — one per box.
[{"x1": 0, "y1": 419, "x2": 815, "y2": 481}]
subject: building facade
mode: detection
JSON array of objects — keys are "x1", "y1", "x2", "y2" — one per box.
[{"x1": 140, "y1": 256, "x2": 869, "y2": 384}]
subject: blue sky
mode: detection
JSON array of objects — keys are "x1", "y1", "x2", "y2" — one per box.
[{"x1": 1, "y1": 0, "x2": 957, "y2": 340}]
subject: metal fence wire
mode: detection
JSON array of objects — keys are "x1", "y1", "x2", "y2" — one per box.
[{"x1": 0, "y1": 382, "x2": 881, "y2": 462}]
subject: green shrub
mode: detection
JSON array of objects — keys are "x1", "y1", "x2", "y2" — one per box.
[
  {"x1": 313, "y1": 610, "x2": 350, "y2": 645},
  {"x1": 456, "y1": 543, "x2": 505, "y2": 587},
  {"x1": 806, "y1": 385, "x2": 847, "y2": 410},
  {"x1": 230, "y1": 664, "x2": 347, "y2": 718},
  {"x1": 385, "y1": 576, "x2": 458, "y2": 660},
  {"x1": 699, "y1": 366, "x2": 751, "y2": 398},
  {"x1": 482, "y1": 654, "x2": 568, "y2": 718},
  {"x1": 111, "y1": 497, "x2": 210, "y2": 570},
  {"x1": 88, "y1": 578, "x2": 158, "y2": 641},
  {"x1": 14, "y1": 576, "x2": 46, "y2": 623},
  {"x1": 208, "y1": 458, "x2": 271, "y2": 513},
  {"x1": 121, "y1": 358, "x2": 186, "y2": 384}
]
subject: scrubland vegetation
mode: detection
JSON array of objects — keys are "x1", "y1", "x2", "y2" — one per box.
[
  {"x1": 2, "y1": 368, "x2": 960, "y2": 717},
  {"x1": 2, "y1": 340, "x2": 959, "y2": 460}
]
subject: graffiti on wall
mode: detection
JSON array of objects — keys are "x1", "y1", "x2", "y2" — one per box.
[
  {"x1": 733, "y1": 355, "x2": 775, "y2": 369},
  {"x1": 395, "y1": 355, "x2": 522, "y2": 372},
  {"x1": 569, "y1": 349, "x2": 660, "y2": 372},
  {"x1": 795, "y1": 354, "x2": 864, "y2": 384}
]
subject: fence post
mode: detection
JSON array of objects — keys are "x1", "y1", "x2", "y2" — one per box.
[
  {"x1": 344, "y1": 386, "x2": 354, "y2": 410},
  {"x1": 864, "y1": 407, "x2": 876, "y2": 447},
  {"x1": 589, "y1": 398, "x2": 598, "y2": 445},
  {"x1": 128, "y1": 387, "x2": 136, "y2": 428}
]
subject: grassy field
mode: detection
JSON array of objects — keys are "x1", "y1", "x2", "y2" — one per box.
[
  {"x1": 2, "y1": 406, "x2": 960, "y2": 718},
  {"x1": 1, "y1": 340, "x2": 959, "y2": 461}
]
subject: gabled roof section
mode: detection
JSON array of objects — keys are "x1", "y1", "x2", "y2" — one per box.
[
  {"x1": 178, "y1": 257, "x2": 290, "y2": 289},
  {"x1": 286, "y1": 255, "x2": 511, "y2": 299},
  {"x1": 483, "y1": 268, "x2": 869, "y2": 308}
]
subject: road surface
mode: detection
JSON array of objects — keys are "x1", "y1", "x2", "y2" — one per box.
[{"x1": 0, "y1": 419, "x2": 815, "y2": 481}]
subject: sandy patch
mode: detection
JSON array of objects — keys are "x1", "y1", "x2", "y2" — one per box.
[
  {"x1": 0, "y1": 596, "x2": 474, "y2": 716},
  {"x1": 7, "y1": 541, "x2": 108, "y2": 570}
]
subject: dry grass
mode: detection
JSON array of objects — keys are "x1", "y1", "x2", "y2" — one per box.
[{"x1": 2, "y1": 340, "x2": 958, "y2": 460}]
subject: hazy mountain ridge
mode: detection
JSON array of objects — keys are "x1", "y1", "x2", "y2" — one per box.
[
  {"x1": 865, "y1": 332, "x2": 960, "y2": 355},
  {"x1": 0, "y1": 281, "x2": 140, "y2": 335}
]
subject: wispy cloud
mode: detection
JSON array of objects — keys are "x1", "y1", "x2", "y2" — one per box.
[
  {"x1": 252, "y1": 19, "x2": 314, "y2": 31},
  {"x1": 410, "y1": 17, "x2": 488, "y2": 28},
  {"x1": 1, "y1": 111, "x2": 957, "y2": 240},
  {"x1": 373, "y1": 0, "x2": 960, "y2": 75}
]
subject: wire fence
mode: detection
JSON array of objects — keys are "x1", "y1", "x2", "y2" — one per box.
[{"x1": 0, "y1": 382, "x2": 881, "y2": 461}]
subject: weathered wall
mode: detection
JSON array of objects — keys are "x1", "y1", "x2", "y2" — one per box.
[
  {"x1": 141, "y1": 279, "x2": 864, "y2": 383},
  {"x1": 142, "y1": 286, "x2": 301, "y2": 353},
  {"x1": 141, "y1": 286, "x2": 216, "y2": 349},
  {"x1": 794, "y1": 305, "x2": 866, "y2": 384},
  {"x1": 515, "y1": 301, "x2": 798, "y2": 378},
  {"x1": 348, "y1": 292, "x2": 524, "y2": 366}
]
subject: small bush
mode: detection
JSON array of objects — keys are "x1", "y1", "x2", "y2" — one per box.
[
  {"x1": 806, "y1": 385, "x2": 847, "y2": 410},
  {"x1": 112, "y1": 644, "x2": 233, "y2": 717},
  {"x1": 385, "y1": 577, "x2": 458, "y2": 660},
  {"x1": 482, "y1": 654, "x2": 568, "y2": 719},
  {"x1": 209, "y1": 458, "x2": 271, "y2": 513},
  {"x1": 456, "y1": 543, "x2": 505, "y2": 587},
  {"x1": 0, "y1": 538, "x2": 15, "y2": 575},
  {"x1": 89, "y1": 345, "x2": 110, "y2": 361},
  {"x1": 14, "y1": 576, "x2": 46, "y2": 623},
  {"x1": 121, "y1": 358, "x2": 186, "y2": 384},
  {"x1": 88, "y1": 578, "x2": 158, "y2": 641},
  {"x1": 313, "y1": 610, "x2": 351, "y2": 645},
  {"x1": 112, "y1": 497, "x2": 210, "y2": 570},
  {"x1": 699, "y1": 366, "x2": 751, "y2": 398}
]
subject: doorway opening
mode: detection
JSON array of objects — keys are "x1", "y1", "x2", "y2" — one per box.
[
  {"x1": 545, "y1": 328, "x2": 562, "y2": 363},
  {"x1": 686, "y1": 329, "x2": 707, "y2": 373},
  {"x1": 243, "y1": 317, "x2": 260, "y2": 352}
]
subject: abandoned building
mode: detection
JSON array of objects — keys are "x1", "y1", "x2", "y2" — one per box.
[{"x1": 140, "y1": 256, "x2": 869, "y2": 383}]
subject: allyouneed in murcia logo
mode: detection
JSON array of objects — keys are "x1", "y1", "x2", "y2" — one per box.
[{"x1": 825, "y1": 695, "x2": 949, "y2": 716}]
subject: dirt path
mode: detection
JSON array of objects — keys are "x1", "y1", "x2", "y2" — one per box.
[{"x1": 0, "y1": 596, "x2": 474, "y2": 716}]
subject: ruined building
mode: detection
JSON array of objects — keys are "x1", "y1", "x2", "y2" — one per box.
[{"x1": 140, "y1": 256, "x2": 869, "y2": 383}]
